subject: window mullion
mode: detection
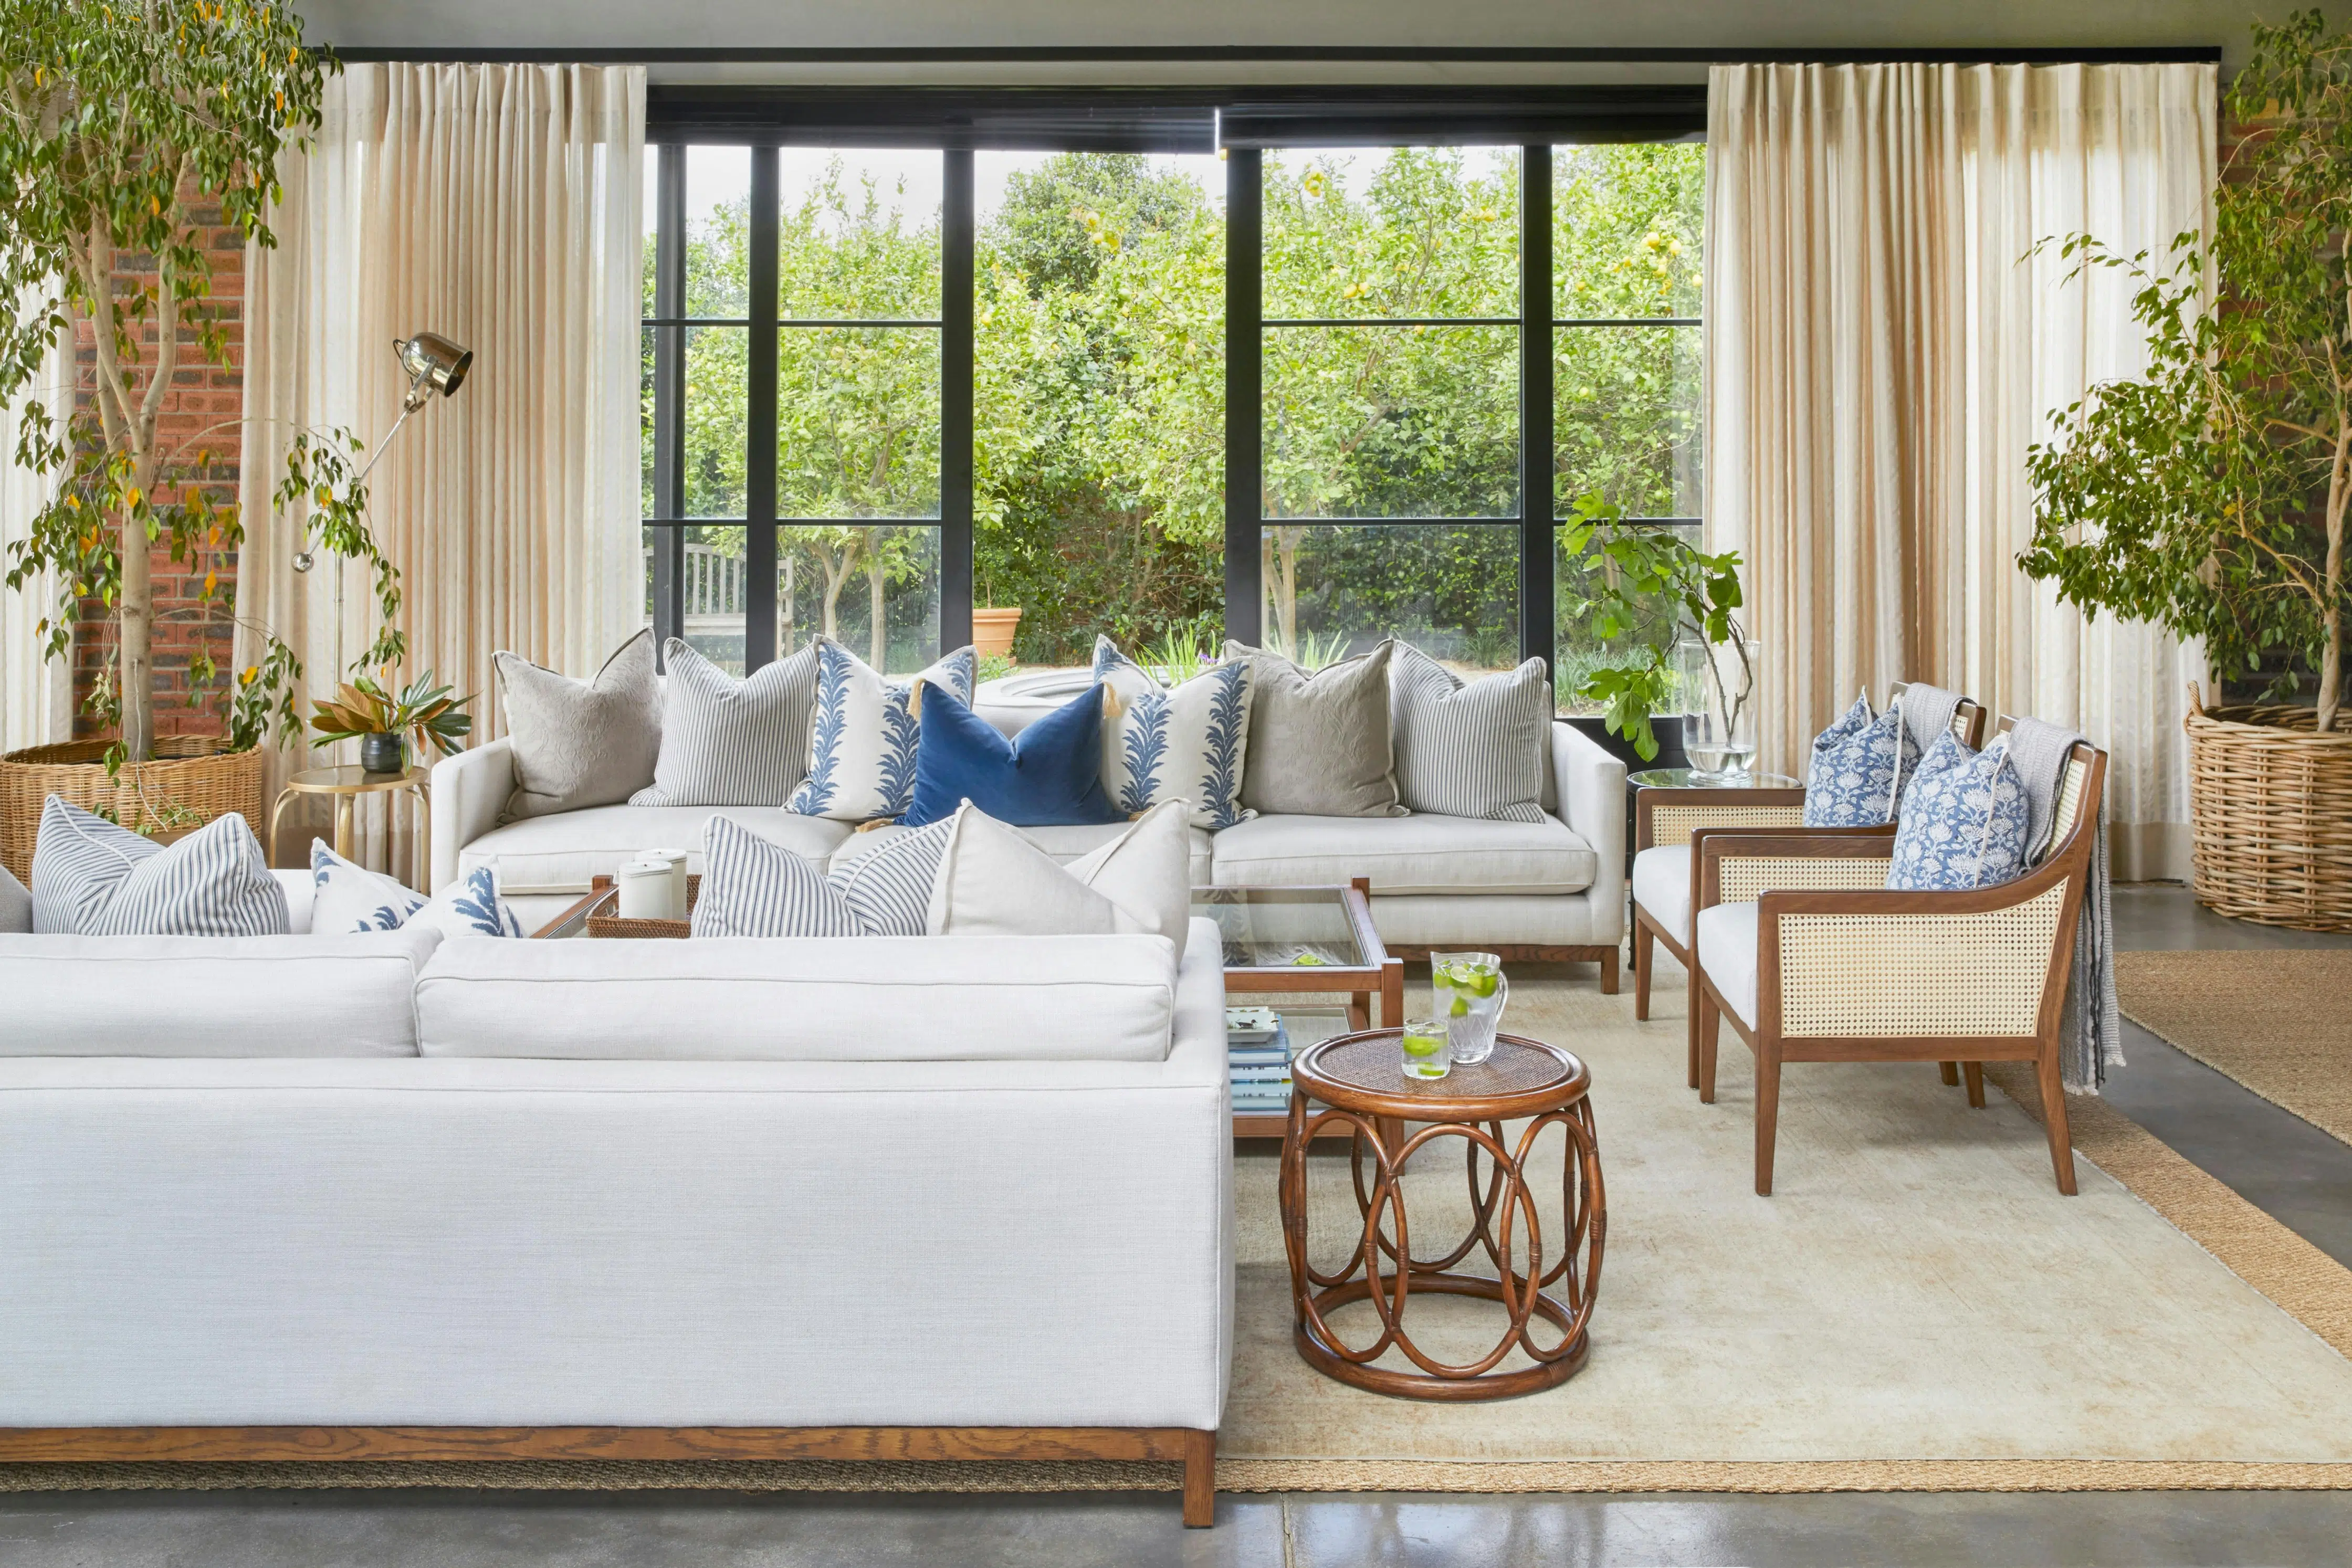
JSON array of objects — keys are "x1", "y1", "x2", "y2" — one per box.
[
  {"x1": 653, "y1": 144, "x2": 687, "y2": 660},
  {"x1": 746, "y1": 146, "x2": 780, "y2": 671},
  {"x1": 1519, "y1": 143, "x2": 1553, "y2": 673},
  {"x1": 941, "y1": 148, "x2": 974, "y2": 655},
  {"x1": 1224, "y1": 148, "x2": 1263, "y2": 647}
]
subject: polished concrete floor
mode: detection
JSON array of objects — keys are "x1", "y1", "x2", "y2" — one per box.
[{"x1": 6, "y1": 885, "x2": 2348, "y2": 1567}]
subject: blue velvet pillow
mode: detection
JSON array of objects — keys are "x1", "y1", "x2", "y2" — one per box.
[{"x1": 904, "y1": 680, "x2": 1124, "y2": 829}]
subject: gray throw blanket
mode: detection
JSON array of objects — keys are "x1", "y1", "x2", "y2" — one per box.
[
  {"x1": 2005, "y1": 717, "x2": 2122, "y2": 1093},
  {"x1": 1894, "y1": 682, "x2": 1964, "y2": 761}
]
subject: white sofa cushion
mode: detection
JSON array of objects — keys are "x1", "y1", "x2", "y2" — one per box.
[
  {"x1": 834, "y1": 817, "x2": 1214, "y2": 889},
  {"x1": 1211, "y1": 812, "x2": 1598, "y2": 896},
  {"x1": 0, "y1": 924, "x2": 438, "y2": 1057},
  {"x1": 1695, "y1": 901, "x2": 1760, "y2": 1027},
  {"x1": 1632, "y1": 844, "x2": 1693, "y2": 948},
  {"x1": 1064, "y1": 801, "x2": 1194, "y2": 961},
  {"x1": 458, "y1": 805, "x2": 852, "y2": 889},
  {"x1": 414, "y1": 932, "x2": 1178, "y2": 1062},
  {"x1": 925, "y1": 805, "x2": 1127, "y2": 940}
]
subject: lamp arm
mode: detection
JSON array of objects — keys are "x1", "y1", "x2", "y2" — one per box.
[{"x1": 350, "y1": 382, "x2": 430, "y2": 491}]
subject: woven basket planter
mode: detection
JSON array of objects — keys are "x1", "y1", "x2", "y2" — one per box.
[
  {"x1": 2184, "y1": 687, "x2": 2352, "y2": 932},
  {"x1": 0, "y1": 739, "x2": 267, "y2": 887}
]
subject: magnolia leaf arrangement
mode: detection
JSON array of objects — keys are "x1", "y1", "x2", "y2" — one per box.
[
  {"x1": 0, "y1": 0, "x2": 407, "y2": 770},
  {"x1": 1558, "y1": 493, "x2": 1748, "y2": 761},
  {"x1": 2023, "y1": 9, "x2": 2352, "y2": 732},
  {"x1": 307, "y1": 670, "x2": 472, "y2": 760}
]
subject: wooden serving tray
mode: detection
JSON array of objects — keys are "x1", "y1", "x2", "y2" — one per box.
[{"x1": 584, "y1": 872, "x2": 700, "y2": 940}]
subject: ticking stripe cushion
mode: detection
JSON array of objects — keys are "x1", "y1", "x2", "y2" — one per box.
[
  {"x1": 1387, "y1": 641, "x2": 1550, "y2": 824},
  {"x1": 691, "y1": 813, "x2": 954, "y2": 938},
  {"x1": 632, "y1": 638, "x2": 820, "y2": 807},
  {"x1": 31, "y1": 796, "x2": 288, "y2": 936}
]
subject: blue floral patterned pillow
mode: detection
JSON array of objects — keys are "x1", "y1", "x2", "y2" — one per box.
[
  {"x1": 788, "y1": 638, "x2": 977, "y2": 823},
  {"x1": 1885, "y1": 734, "x2": 2031, "y2": 891},
  {"x1": 310, "y1": 841, "x2": 522, "y2": 939},
  {"x1": 1803, "y1": 691, "x2": 1915, "y2": 827}
]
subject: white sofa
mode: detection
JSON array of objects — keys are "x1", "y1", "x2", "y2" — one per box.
[
  {"x1": 0, "y1": 890, "x2": 1232, "y2": 1521},
  {"x1": 432, "y1": 697, "x2": 1629, "y2": 984}
]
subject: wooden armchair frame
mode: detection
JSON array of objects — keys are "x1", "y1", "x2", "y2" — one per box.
[{"x1": 1692, "y1": 739, "x2": 2106, "y2": 1196}]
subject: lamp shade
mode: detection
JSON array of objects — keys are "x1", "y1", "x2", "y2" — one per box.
[{"x1": 396, "y1": 332, "x2": 472, "y2": 398}]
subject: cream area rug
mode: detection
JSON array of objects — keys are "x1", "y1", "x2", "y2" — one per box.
[
  {"x1": 2116, "y1": 950, "x2": 2352, "y2": 1148},
  {"x1": 9, "y1": 963, "x2": 2352, "y2": 1496}
]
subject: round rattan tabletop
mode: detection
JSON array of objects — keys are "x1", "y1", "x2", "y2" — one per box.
[{"x1": 1290, "y1": 1030, "x2": 1590, "y2": 1123}]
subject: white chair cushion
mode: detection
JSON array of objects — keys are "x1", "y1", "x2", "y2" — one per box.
[
  {"x1": 1695, "y1": 901, "x2": 1760, "y2": 1028},
  {"x1": 1210, "y1": 812, "x2": 1597, "y2": 896},
  {"x1": 834, "y1": 817, "x2": 1214, "y2": 888},
  {"x1": 1631, "y1": 845, "x2": 1693, "y2": 948},
  {"x1": 458, "y1": 805, "x2": 852, "y2": 889},
  {"x1": 413, "y1": 932, "x2": 1177, "y2": 1062}
]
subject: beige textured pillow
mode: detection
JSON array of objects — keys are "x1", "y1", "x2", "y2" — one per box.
[
  {"x1": 494, "y1": 628, "x2": 664, "y2": 819},
  {"x1": 1226, "y1": 639, "x2": 1404, "y2": 818}
]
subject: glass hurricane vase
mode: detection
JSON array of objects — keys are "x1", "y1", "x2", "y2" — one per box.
[{"x1": 1677, "y1": 637, "x2": 1761, "y2": 782}]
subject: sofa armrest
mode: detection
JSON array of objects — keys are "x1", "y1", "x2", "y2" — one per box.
[
  {"x1": 0, "y1": 863, "x2": 27, "y2": 934},
  {"x1": 1551, "y1": 722, "x2": 1625, "y2": 942},
  {"x1": 430, "y1": 738, "x2": 516, "y2": 895}
]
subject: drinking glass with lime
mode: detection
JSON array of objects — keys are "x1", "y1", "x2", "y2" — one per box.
[
  {"x1": 1399, "y1": 1018, "x2": 1451, "y2": 1081},
  {"x1": 1431, "y1": 951, "x2": 1507, "y2": 1066}
]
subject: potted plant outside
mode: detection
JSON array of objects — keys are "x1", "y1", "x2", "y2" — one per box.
[
  {"x1": 0, "y1": 2, "x2": 399, "y2": 882},
  {"x1": 2022, "y1": 11, "x2": 2352, "y2": 930}
]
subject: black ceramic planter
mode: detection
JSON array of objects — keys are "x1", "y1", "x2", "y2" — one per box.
[{"x1": 360, "y1": 732, "x2": 406, "y2": 774}]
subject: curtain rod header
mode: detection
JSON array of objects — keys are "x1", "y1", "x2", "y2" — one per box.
[{"x1": 324, "y1": 44, "x2": 2224, "y2": 68}]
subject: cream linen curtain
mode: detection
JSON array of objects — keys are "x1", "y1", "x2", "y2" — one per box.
[
  {"x1": 237, "y1": 64, "x2": 644, "y2": 867},
  {"x1": 1705, "y1": 62, "x2": 2215, "y2": 880},
  {"x1": 1, "y1": 293, "x2": 71, "y2": 755}
]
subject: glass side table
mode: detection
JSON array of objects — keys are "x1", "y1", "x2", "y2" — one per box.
[{"x1": 1627, "y1": 768, "x2": 1802, "y2": 791}]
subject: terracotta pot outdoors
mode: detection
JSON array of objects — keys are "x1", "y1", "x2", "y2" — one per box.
[
  {"x1": 2184, "y1": 683, "x2": 2352, "y2": 932},
  {"x1": 972, "y1": 605, "x2": 1024, "y2": 660},
  {"x1": 0, "y1": 738, "x2": 268, "y2": 886}
]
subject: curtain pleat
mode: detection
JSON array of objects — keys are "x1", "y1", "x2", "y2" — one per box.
[
  {"x1": 1, "y1": 286, "x2": 72, "y2": 755},
  {"x1": 236, "y1": 64, "x2": 645, "y2": 870},
  {"x1": 1705, "y1": 62, "x2": 2214, "y2": 880}
]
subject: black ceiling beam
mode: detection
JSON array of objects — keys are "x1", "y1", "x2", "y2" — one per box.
[{"x1": 328, "y1": 44, "x2": 2222, "y2": 67}]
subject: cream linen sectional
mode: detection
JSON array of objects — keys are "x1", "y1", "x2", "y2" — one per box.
[
  {"x1": 0, "y1": 866, "x2": 1231, "y2": 1520},
  {"x1": 432, "y1": 685, "x2": 1629, "y2": 982}
]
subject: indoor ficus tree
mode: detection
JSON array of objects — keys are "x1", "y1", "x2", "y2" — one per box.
[
  {"x1": 0, "y1": 0, "x2": 397, "y2": 767},
  {"x1": 2023, "y1": 8, "x2": 2352, "y2": 732},
  {"x1": 1558, "y1": 492, "x2": 1747, "y2": 761}
]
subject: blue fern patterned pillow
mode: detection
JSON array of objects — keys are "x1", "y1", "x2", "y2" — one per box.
[
  {"x1": 786, "y1": 637, "x2": 976, "y2": 824},
  {"x1": 1803, "y1": 691, "x2": 1917, "y2": 827},
  {"x1": 1090, "y1": 635, "x2": 1254, "y2": 831},
  {"x1": 1885, "y1": 733, "x2": 2032, "y2": 892},
  {"x1": 311, "y1": 841, "x2": 522, "y2": 939}
]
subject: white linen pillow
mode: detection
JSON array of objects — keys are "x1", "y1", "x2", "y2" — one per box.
[
  {"x1": 632, "y1": 638, "x2": 818, "y2": 807},
  {"x1": 924, "y1": 804, "x2": 1127, "y2": 939},
  {"x1": 0, "y1": 861, "x2": 29, "y2": 933},
  {"x1": 1064, "y1": 799, "x2": 1192, "y2": 961},
  {"x1": 32, "y1": 797, "x2": 287, "y2": 936},
  {"x1": 310, "y1": 841, "x2": 523, "y2": 939},
  {"x1": 787, "y1": 637, "x2": 976, "y2": 823},
  {"x1": 1387, "y1": 641, "x2": 1550, "y2": 823},
  {"x1": 1090, "y1": 636, "x2": 1253, "y2": 830}
]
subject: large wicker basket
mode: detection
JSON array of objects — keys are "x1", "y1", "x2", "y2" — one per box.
[
  {"x1": 2184, "y1": 685, "x2": 2352, "y2": 932},
  {"x1": 0, "y1": 739, "x2": 268, "y2": 887}
]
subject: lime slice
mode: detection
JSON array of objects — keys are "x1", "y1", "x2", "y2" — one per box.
[
  {"x1": 1402, "y1": 1035, "x2": 1442, "y2": 1057},
  {"x1": 1450, "y1": 996, "x2": 1470, "y2": 1017},
  {"x1": 1471, "y1": 970, "x2": 1498, "y2": 998}
]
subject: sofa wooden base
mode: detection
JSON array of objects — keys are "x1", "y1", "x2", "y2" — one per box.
[
  {"x1": 1389, "y1": 943, "x2": 1620, "y2": 994},
  {"x1": 0, "y1": 1425, "x2": 1221, "y2": 1528}
]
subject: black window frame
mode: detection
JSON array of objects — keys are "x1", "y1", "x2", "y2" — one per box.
[{"x1": 641, "y1": 86, "x2": 1708, "y2": 675}]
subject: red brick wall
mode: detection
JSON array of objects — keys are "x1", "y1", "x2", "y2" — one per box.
[{"x1": 69, "y1": 191, "x2": 244, "y2": 741}]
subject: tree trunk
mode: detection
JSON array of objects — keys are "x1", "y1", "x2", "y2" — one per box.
[
  {"x1": 867, "y1": 551, "x2": 888, "y2": 670},
  {"x1": 1264, "y1": 525, "x2": 1301, "y2": 655},
  {"x1": 778, "y1": 551, "x2": 797, "y2": 655},
  {"x1": 2320, "y1": 494, "x2": 2344, "y2": 733},
  {"x1": 118, "y1": 506, "x2": 155, "y2": 761}
]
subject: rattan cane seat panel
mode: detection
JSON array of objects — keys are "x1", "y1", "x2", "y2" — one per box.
[
  {"x1": 1652, "y1": 804, "x2": 1805, "y2": 848},
  {"x1": 1718, "y1": 855, "x2": 1891, "y2": 904},
  {"x1": 2051, "y1": 756, "x2": 2089, "y2": 845},
  {"x1": 1774, "y1": 883, "x2": 2067, "y2": 1037}
]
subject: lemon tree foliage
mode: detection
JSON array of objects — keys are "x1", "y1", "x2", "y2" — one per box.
[
  {"x1": 0, "y1": 0, "x2": 389, "y2": 764},
  {"x1": 657, "y1": 143, "x2": 1705, "y2": 671},
  {"x1": 2025, "y1": 9, "x2": 2352, "y2": 731}
]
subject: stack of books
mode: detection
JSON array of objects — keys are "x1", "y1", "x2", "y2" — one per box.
[{"x1": 1227, "y1": 1006, "x2": 1294, "y2": 1115}]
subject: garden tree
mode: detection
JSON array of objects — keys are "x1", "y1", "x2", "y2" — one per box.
[
  {"x1": 2025, "y1": 9, "x2": 2352, "y2": 731},
  {"x1": 0, "y1": 0, "x2": 386, "y2": 763}
]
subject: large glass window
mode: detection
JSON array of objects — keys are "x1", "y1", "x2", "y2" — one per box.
[
  {"x1": 1260, "y1": 148, "x2": 1522, "y2": 669},
  {"x1": 1551, "y1": 141, "x2": 1706, "y2": 713},
  {"x1": 973, "y1": 152, "x2": 1225, "y2": 664}
]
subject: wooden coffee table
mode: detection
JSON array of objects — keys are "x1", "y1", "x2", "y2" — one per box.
[
  {"x1": 1193, "y1": 879, "x2": 1404, "y2": 1139},
  {"x1": 1280, "y1": 1028, "x2": 1605, "y2": 1401}
]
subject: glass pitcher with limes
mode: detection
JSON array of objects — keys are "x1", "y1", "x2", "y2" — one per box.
[{"x1": 1431, "y1": 951, "x2": 1507, "y2": 1066}]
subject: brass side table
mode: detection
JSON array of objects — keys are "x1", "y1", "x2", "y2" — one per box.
[
  {"x1": 269, "y1": 764, "x2": 432, "y2": 889},
  {"x1": 1281, "y1": 1029, "x2": 1605, "y2": 1402}
]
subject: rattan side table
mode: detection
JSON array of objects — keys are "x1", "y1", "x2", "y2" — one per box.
[{"x1": 1280, "y1": 1029, "x2": 1605, "y2": 1402}]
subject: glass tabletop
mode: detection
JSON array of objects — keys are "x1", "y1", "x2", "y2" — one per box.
[
  {"x1": 1628, "y1": 768, "x2": 1802, "y2": 790},
  {"x1": 1191, "y1": 886, "x2": 1370, "y2": 971}
]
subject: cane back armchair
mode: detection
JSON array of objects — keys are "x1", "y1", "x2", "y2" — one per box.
[{"x1": 1689, "y1": 729, "x2": 2106, "y2": 1196}]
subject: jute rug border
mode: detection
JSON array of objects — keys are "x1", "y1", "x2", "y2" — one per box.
[
  {"x1": 5, "y1": 1458, "x2": 2352, "y2": 1496},
  {"x1": 7, "y1": 1044, "x2": 2348, "y2": 1498},
  {"x1": 2114, "y1": 949, "x2": 2352, "y2": 1149}
]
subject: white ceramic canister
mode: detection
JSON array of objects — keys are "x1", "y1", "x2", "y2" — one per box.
[
  {"x1": 615, "y1": 859, "x2": 675, "y2": 921},
  {"x1": 643, "y1": 847, "x2": 690, "y2": 920}
]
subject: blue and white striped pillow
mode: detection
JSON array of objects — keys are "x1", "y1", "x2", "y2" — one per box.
[
  {"x1": 631, "y1": 638, "x2": 819, "y2": 807},
  {"x1": 1387, "y1": 641, "x2": 1549, "y2": 823},
  {"x1": 31, "y1": 796, "x2": 288, "y2": 936},
  {"x1": 310, "y1": 840, "x2": 522, "y2": 939},
  {"x1": 692, "y1": 814, "x2": 952, "y2": 938}
]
